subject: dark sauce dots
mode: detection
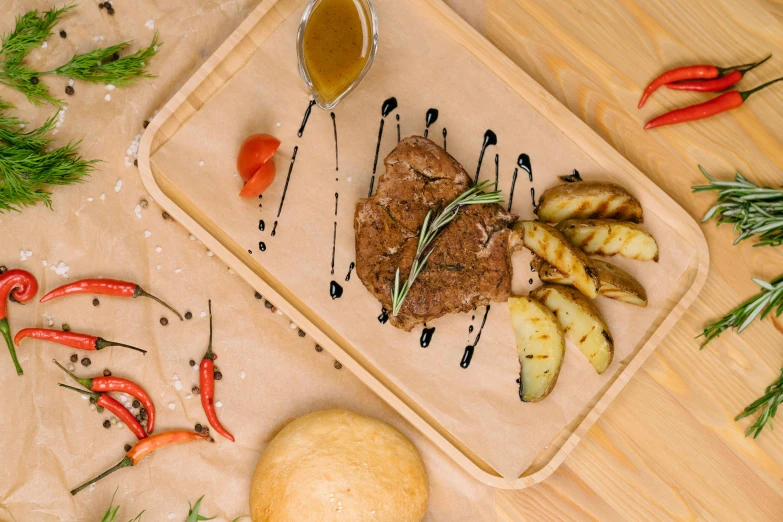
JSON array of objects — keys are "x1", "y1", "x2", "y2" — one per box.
[
  {"x1": 92, "y1": 298, "x2": 100, "y2": 306},
  {"x1": 103, "y1": 420, "x2": 111, "y2": 429},
  {"x1": 160, "y1": 317, "x2": 169, "y2": 326},
  {"x1": 103, "y1": 369, "x2": 111, "y2": 376},
  {"x1": 315, "y1": 344, "x2": 323, "y2": 352},
  {"x1": 81, "y1": 357, "x2": 91, "y2": 367},
  {"x1": 184, "y1": 311, "x2": 193, "y2": 320},
  {"x1": 65, "y1": 85, "x2": 74, "y2": 96},
  {"x1": 69, "y1": 353, "x2": 78, "y2": 363},
  {"x1": 59, "y1": 30, "x2": 67, "y2": 38}
]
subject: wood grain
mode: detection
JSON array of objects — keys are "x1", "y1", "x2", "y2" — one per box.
[{"x1": 483, "y1": 0, "x2": 783, "y2": 518}]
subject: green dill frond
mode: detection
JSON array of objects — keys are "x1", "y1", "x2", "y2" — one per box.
[{"x1": 0, "y1": 4, "x2": 76, "y2": 65}]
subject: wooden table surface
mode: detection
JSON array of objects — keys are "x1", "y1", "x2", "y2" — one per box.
[{"x1": 444, "y1": 0, "x2": 783, "y2": 519}]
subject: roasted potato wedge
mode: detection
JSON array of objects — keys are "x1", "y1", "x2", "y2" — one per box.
[
  {"x1": 530, "y1": 285, "x2": 614, "y2": 373},
  {"x1": 511, "y1": 221, "x2": 600, "y2": 298},
  {"x1": 536, "y1": 182, "x2": 643, "y2": 223},
  {"x1": 531, "y1": 255, "x2": 648, "y2": 307},
  {"x1": 509, "y1": 296, "x2": 566, "y2": 402},
  {"x1": 557, "y1": 219, "x2": 659, "y2": 262}
]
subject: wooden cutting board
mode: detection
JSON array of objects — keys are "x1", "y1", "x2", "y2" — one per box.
[{"x1": 137, "y1": 0, "x2": 708, "y2": 488}]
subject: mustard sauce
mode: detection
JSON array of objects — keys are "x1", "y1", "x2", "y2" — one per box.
[{"x1": 303, "y1": 0, "x2": 372, "y2": 99}]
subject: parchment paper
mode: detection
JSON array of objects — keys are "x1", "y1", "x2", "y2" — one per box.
[
  {"x1": 151, "y1": 0, "x2": 698, "y2": 480},
  {"x1": 0, "y1": 0, "x2": 496, "y2": 520}
]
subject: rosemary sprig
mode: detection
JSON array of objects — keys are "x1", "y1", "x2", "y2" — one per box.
[
  {"x1": 693, "y1": 166, "x2": 783, "y2": 247},
  {"x1": 698, "y1": 275, "x2": 783, "y2": 348},
  {"x1": 0, "y1": 102, "x2": 98, "y2": 212},
  {"x1": 0, "y1": 5, "x2": 161, "y2": 105},
  {"x1": 735, "y1": 367, "x2": 783, "y2": 438},
  {"x1": 391, "y1": 180, "x2": 503, "y2": 316}
]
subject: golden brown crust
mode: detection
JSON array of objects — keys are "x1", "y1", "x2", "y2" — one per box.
[
  {"x1": 536, "y1": 181, "x2": 643, "y2": 223},
  {"x1": 557, "y1": 219, "x2": 659, "y2": 262}
]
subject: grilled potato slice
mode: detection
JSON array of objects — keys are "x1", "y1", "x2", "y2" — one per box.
[
  {"x1": 509, "y1": 296, "x2": 565, "y2": 402},
  {"x1": 512, "y1": 221, "x2": 600, "y2": 298},
  {"x1": 536, "y1": 182, "x2": 643, "y2": 223},
  {"x1": 557, "y1": 219, "x2": 659, "y2": 262},
  {"x1": 530, "y1": 285, "x2": 614, "y2": 373},
  {"x1": 531, "y1": 255, "x2": 648, "y2": 307}
]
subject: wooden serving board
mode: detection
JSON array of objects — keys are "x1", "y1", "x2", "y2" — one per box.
[{"x1": 137, "y1": 0, "x2": 708, "y2": 488}]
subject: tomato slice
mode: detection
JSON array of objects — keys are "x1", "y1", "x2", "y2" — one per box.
[
  {"x1": 237, "y1": 134, "x2": 281, "y2": 182},
  {"x1": 239, "y1": 159, "x2": 276, "y2": 198}
]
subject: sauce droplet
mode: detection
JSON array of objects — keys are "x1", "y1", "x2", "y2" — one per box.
[
  {"x1": 297, "y1": 100, "x2": 316, "y2": 137},
  {"x1": 329, "y1": 281, "x2": 344, "y2": 299},
  {"x1": 420, "y1": 326, "x2": 436, "y2": 348},
  {"x1": 378, "y1": 307, "x2": 389, "y2": 324},
  {"x1": 474, "y1": 130, "x2": 497, "y2": 184},
  {"x1": 345, "y1": 262, "x2": 355, "y2": 281},
  {"x1": 424, "y1": 108, "x2": 439, "y2": 138}
]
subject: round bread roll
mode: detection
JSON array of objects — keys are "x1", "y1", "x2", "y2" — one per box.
[{"x1": 250, "y1": 409, "x2": 428, "y2": 522}]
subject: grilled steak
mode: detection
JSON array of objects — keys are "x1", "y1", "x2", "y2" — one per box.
[{"x1": 354, "y1": 136, "x2": 517, "y2": 331}]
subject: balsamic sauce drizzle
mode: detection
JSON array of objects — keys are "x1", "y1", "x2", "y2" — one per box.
[
  {"x1": 494, "y1": 154, "x2": 499, "y2": 191},
  {"x1": 331, "y1": 112, "x2": 338, "y2": 171},
  {"x1": 468, "y1": 325, "x2": 474, "y2": 333},
  {"x1": 474, "y1": 130, "x2": 497, "y2": 184},
  {"x1": 530, "y1": 187, "x2": 536, "y2": 210},
  {"x1": 258, "y1": 219, "x2": 265, "y2": 231},
  {"x1": 297, "y1": 100, "x2": 316, "y2": 137},
  {"x1": 396, "y1": 114, "x2": 401, "y2": 143},
  {"x1": 442, "y1": 128, "x2": 447, "y2": 150},
  {"x1": 461, "y1": 305, "x2": 491, "y2": 369},
  {"x1": 507, "y1": 168, "x2": 518, "y2": 212},
  {"x1": 420, "y1": 325, "x2": 435, "y2": 348},
  {"x1": 518, "y1": 153, "x2": 532, "y2": 181},
  {"x1": 329, "y1": 280, "x2": 344, "y2": 299},
  {"x1": 330, "y1": 221, "x2": 337, "y2": 275},
  {"x1": 259, "y1": 241, "x2": 266, "y2": 252},
  {"x1": 345, "y1": 262, "x2": 355, "y2": 281},
  {"x1": 529, "y1": 278, "x2": 534, "y2": 284},
  {"x1": 271, "y1": 145, "x2": 299, "y2": 237},
  {"x1": 423, "y1": 108, "x2": 439, "y2": 138},
  {"x1": 378, "y1": 307, "x2": 389, "y2": 324},
  {"x1": 368, "y1": 97, "x2": 398, "y2": 197}
]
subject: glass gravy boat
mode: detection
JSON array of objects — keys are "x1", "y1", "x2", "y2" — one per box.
[{"x1": 296, "y1": 0, "x2": 379, "y2": 110}]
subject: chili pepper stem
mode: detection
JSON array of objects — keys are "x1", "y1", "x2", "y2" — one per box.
[
  {"x1": 58, "y1": 382, "x2": 100, "y2": 400},
  {"x1": 722, "y1": 54, "x2": 773, "y2": 75},
  {"x1": 52, "y1": 359, "x2": 92, "y2": 389},
  {"x1": 70, "y1": 456, "x2": 133, "y2": 496},
  {"x1": 204, "y1": 299, "x2": 214, "y2": 360},
  {"x1": 741, "y1": 76, "x2": 783, "y2": 101},
  {"x1": 95, "y1": 337, "x2": 147, "y2": 354},
  {"x1": 0, "y1": 318, "x2": 23, "y2": 376},
  {"x1": 134, "y1": 286, "x2": 183, "y2": 321}
]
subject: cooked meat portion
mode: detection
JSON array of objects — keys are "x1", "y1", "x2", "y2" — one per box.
[{"x1": 354, "y1": 136, "x2": 517, "y2": 331}]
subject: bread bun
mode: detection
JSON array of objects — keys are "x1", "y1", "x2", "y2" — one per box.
[{"x1": 250, "y1": 409, "x2": 428, "y2": 522}]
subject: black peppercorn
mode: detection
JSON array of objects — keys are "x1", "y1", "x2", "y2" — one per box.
[
  {"x1": 334, "y1": 361, "x2": 342, "y2": 369},
  {"x1": 189, "y1": 359, "x2": 196, "y2": 367},
  {"x1": 132, "y1": 399, "x2": 140, "y2": 409},
  {"x1": 92, "y1": 298, "x2": 100, "y2": 306},
  {"x1": 81, "y1": 357, "x2": 91, "y2": 367},
  {"x1": 139, "y1": 198, "x2": 148, "y2": 208},
  {"x1": 69, "y1": 353, "x2": 78, "y2": 362},
  {"x1": 162, "y1": 211, "x2": 170, "y2": 220},
  {"x1": 124, "y1": 444, "x2": 132, "y2": 452},
  {"x1": 65, "y1": 85, "x2": 74, "y2": 95},
  {"x1": 139, "y1": 407, "x2": 147, "y2": 418},
  {"x1": 103, "y1": 420, "x2": 111, "y2": 428},
  {"x1": 143, "y1": 120, "x2": 149, "y2": 128},
  {"x1": 192, "y1": 386, "x2": 200, "y2": 395},
  {"x1": 30, "y1": 77, "x2": 39, "y2": 85},
  {"x1": 160, "y1": 317, "x2": 169, "y2": 326},
  {"x1": 96, "y1": 405, "x2": 104, "y2": 413},
  {"x1": 134, "y1": 159, "x2": 138, "y2": 166},
  {"x1": 62, "y1": 323, "x2": 71, "y2": 331},
  {"x1": 98, "y1": 2, "x2": 104, "y2": 8},
  {"x1": 264, "y1": 300, "x2": 273, "y2": 309},
  {"x1": 185, "y1": 311, "x2": 193, "y2": 320},
  {"x1": 135, "y1": 414, "x2": 142, "y2": 422},
  {"x1": 195, "y1": 423, "x2": 203, "y2": 432},
  {"x1": 106, "y1": 6, "x2": 114, "y2": 15},
  {"x1": 0, "y1": 266, "x2": 6, "y2": 274},
  {"x1": 59, "y1": 30, "x2": 67, "y2": 38},
  {"x1": 111, "y1": 52, "x2": 119, "y2": 61},
  {"x1": 315, "y1": 344, "x2": 323, "y2": 352},
  {"x1": 89, "y1": 396, "x2": 97, "y2": 404},
  {"x1": 298, "y1": 329, "x2": 306, "y2": 338},
  {"x1": 254, "y1": 292, "x2": 262, "y2": 300},
  {"x1": 214, "y1": 371, "x2": 222, "y2": 380},
  {"x1": 103, "y1": 369, "x2": 111, "y2": 376},
  {"x1": 270, "y1": 306, "x2": 277, "y2": 313}
]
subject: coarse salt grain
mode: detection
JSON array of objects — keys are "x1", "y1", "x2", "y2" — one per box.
[
  {"x1": 156, "y1": 264, "x2": 162, "y2": 270},
  {"x1": 134, "y1": 204, "x2": 142, "y2": 218},
  {"x1": 155, "y1": 246, "x2": 162, "y2": 253},
  {"x1": 145, "y1": 19, "x2": 155, "y2": 30},
  {"x1": 144, "y1": 230, "x2": 152, "y2": 238},
  {"x1": 104, "y1": 94, "x2": 111, "y2": 101},
  {"x1": 174, "y1": 381, "x2": 183, "y2": 391},
  {"x1": 347, "y1": 176, "x2": 352, "y2": 183},
  {"x1": 189, "y1": 234, "x2": 196, "y2": 241},
  {"x1": 277, "y1": 310, "x2": 284, "y2": 315},
  {"x1": 87, "y1": 197, "x2": 94, "y2": 202},
  {"x1": 19, "y1": 250, "x2": 32, "y2": 261},
  {"x1": 228, "y1": 268, "x2": 236, "y2": 275},
  {"x1": 116, "y1": 422, "x2": 123, "y2": 429},
  {"x1": 100, "y1": 193, "x2": 106, "y2": 201},
  {"x1": 114, "y1": 179, "x2": 123, "y2": 192},
  {"x1": 167, "y1": 514, "x2": 175, "y2": 520},
  {"x1": 81, "y1": 393, "x2": 88, "y2": 400},
  {"x1": 43, "y1": 314, "x2": 54, "y2": 326},
  {"x1": 289, "y1": 322, "x2": 297, "y2": 329},
  {"x1": 168, "y1": 402, "x2": 176, "y2": 410},
  {"x1": 89, "y1": 484, "x2": 95, "y2": 492},
  {"x1": 68, "y1": 78, "x2": 74, "y2": 87},
  {"x1": 206, "y1": 250, "x2": 214, "y2": 257},
  {"x1": 41, "y1": 41, "x2": 47, "y2": 49},
  {"x1": 49, "y1": 261, "x2": 70, "y2": 277},
  {"x1": 106, "y1": 84, "x2": 115, "y2": 90},
  {"x1": 215, "y1": 401, "x2": 222, "y2": 408},
  {"x1": 185, "y1": 394, "x2": 192, "y2": 399},
  {"x1": 89, "y1": 404, "x2": 96, "y2": 411},
  {"x1": 276, "y1": 121, "x2": 281, "y2": 127},
  {"x1": 198, "y1": 161, "x2": 205, "y2": 167},
  {"x1": 240, "y1": 371, "x2": 246, "y2": 380},
  {"x1": 174, "y1": 268, "x2": 182, "y2": 274},
  {"x1": 200, "y1": 311, "x2": 207, "y2": 318},
  {"x1": 68, "y1": 364, "x2": 75, "y2": 371},
  {"x1": 173, "y1": 374, "x2": 179, "y2": 381},
  {"x1": 110, "y1": 417, "x2": 118, "y2": 425}
]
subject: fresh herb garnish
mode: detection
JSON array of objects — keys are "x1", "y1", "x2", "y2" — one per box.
[
  {"x1": 0, "y1": 5, "x2": 161, "y2": 106},
  {"x1": 693, "y1": 166, "x2": 783, "y2": 247},
  {"x1": 0, "y1": 102, "x2": 98, "y2": 212},
  {"x1": 391, "y1": 180, "x2": 503, "y2": 316},
  {"x1": 736, "y1": 368, "x2": 783, "y2": 438},
  {"x1": 100, "y1": 487, "x2": 144, "y2": 522},
  {"x1": 698, "y1": 275, "x2": 783, "y2": 348}
]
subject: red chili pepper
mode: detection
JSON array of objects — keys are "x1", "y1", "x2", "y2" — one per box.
[
  {"x1": 645, "y1": 76, "x2": 783, "y2": 130},
  {"x1": 40, "y1": 279, "x2": 183, "y2": 320},
  {"x1": 667, "y1": 69, "x2": 743, "y2": 92},
  {"x1": 0, "y1": 269, "x2": 38, "y2": 375},
  {"x1": 53, "y1": 359, "x2": 156, "y2": 433},
  {"x1": 69, "y1": 430, "x2": 213, "y2": 495},
  {"x1": 14, "y1": 328, "x2": 147, "y2": 354},
  {"x1": 59, "y1": 383, "x2": 147, "y2": 440},
  {"x1": 638, "y1": 55, "x2": 771, "y2": 108},
  {"x1": 199, "y1": 300, "x2": 234, "y2": 442}
]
